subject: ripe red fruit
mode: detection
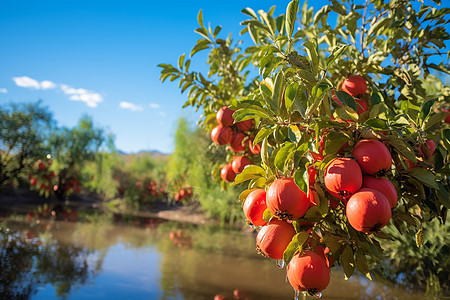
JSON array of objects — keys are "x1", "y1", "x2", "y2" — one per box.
[
  {"x1": 231, "y1": 156, "x2": 250, "y2": 174},
  {"x1": 243, "y1": 189, "x2": 267, "y2": 226},
  {"x1": 324, "y1": 157, "x2": 362, "y2": 199},
  {"x1": 266, "y1": 178, "x2": 309, "y2": 220},
  {"x1": 211, "y1": 125, "x2": 232, "y2": 145},
  {"x1": 248, "y1": 139, "x2": 261, "y2": 154},
  {"x1": 346, "y1": 188, "x2": 392, "y2": 233},
  {"x1": 174, "y1": 193, "x2": 181, "y2": 202},
  {"x1": 229, "y1": 132, "x2": 247, "y2": 152},
  {"x1": 307, "y1": 165, "x2": 316, "y2": 186},
  {"x1": 341, "y1": 75, "x2": 368, "y2": 97},
  {"x1": 314, "y1": 245, "x2": 333, "y2": 268},
  {"x1": 308, "y1": 189, "x2": 318, "y2": 207},
  {"x1": 216, "y1": 106, "x2": 234, "y2": 127},
  {"x1": 256, "y1": 219, "x2": 296, "y2": 260},
  {"x1": 287, "y1": 251, "x2": 331, "y2": 295},
  {"x1": 30, "y1": 178, "x2": 37, "y2": 186},
  {"x1": 220, "y1": 163, "x2": 236, "y2": 182},
  {"x1": 236, "y1": 119, "x2": 253, "y2": 131},
  {"x1": 353, "y1": 139, "x2": 392, "y2": 175},
  {"x1": 362, "y1": 175, "x2": 397, "y2": 208},
  {"x1": 179, "y1": 189, "x2": 186, "y2": 198}
]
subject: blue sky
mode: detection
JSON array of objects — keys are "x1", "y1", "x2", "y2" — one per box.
[
  {"x1": 0, "y1": 0, "x2": 306, "y2": 154},
  {"x1": 1, "y1": 0, "x2": 447, "y2": 154}
]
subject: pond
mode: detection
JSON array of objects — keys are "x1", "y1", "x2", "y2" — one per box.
[{"x1": 0, "y1": 207, "x2": 435, "y2": 300}]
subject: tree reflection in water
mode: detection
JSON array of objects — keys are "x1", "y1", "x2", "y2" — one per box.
[{"x1": 0, "y1": 222, "x2": 103, "y2": 299}]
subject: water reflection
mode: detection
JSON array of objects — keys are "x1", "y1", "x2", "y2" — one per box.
[{"x1": 0, "y1": 210, "x2": 440, "y2": 300}]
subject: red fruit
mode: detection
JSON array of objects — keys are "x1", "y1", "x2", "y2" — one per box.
[
  {"x1": 314, "y1": 245, "x2": 333, "y2": 268},
  {"x1": 324, "y1": 157, "x2": 362, "y2": 199},
  {"x1": 220, "y1": 163, "x2": 236, "y2": 182},
  {"x1": 30, "y1": 178, "x2": 37, "y2": 186},
  {"x1": 236, "y1": 119, "x2": 253, "y2": 131},
  {"x1": 256, "y1": 219, "x2": 296, "y2": 260},
  {"x1": 308, "y1": 189, "x2": 318, "y2": 207},
  {"x1": 330, "y1": 198, "x2": 340, "y2": 209},
  {"x1": 231, "y1": 156, "x2": 250, "y2": 174},
  {"x1": 445, "y1": 113, "x2": 450, "y2": 123},
  {"x1": 341, "y1": 75, "x2": 368, "y2": 97},
  {"x1": 287, "y1": 251, "x2": 331, "y2": 295},
  {"x1": 355, "y1": 98, "x2": 368, "y2": 114},
  {"x1": 249, "y1": 139, "x2": 261, "y2": 154},
  {"x1": 243, "y1": 189, "x2": 267, "y2": 226},
  {"x1": 179, "y1": 189, "x2": 186, "y2": 198},
  {"x1": 214, "y1": 295, "x2": 228, "y2": 300},
  {"x1": 174, "y1": 193, "x2": 181, "y2": 202},
  {"x1": 362, "y1": 175, "x2": 397, "y2": 208},
  {"x1": 346, "y1": 188, "x2": 392, "y2": 233},
  {"x1": 38, "y1": 162, "x2": 46, "y2": 170},
  {"x1": 266, "y1": 178, "x2": 309, "y2": 220},
  {"x1": 353, "y1": 139, "x2": 392, "y2": 175},
  {"x1": 216, "y1": 106, "x2": 234, "y2": 127},
  {"x1": 229, "y1": 132, "x2": 247, "y2": 152},
  {"x1": 211, "y1": 125, "x2": 232, "y2": 145}
]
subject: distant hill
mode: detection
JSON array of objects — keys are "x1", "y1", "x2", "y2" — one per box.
[{"x1": 117, "y1": 150, "x2": 170, "y2": 159}]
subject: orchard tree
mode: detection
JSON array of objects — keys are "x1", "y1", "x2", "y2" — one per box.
[
  {"x1": 48, "y1": 115, "x2": 114, "y2": 201},
  {"x1": 160, "y1": 0, "x2": 450, "y2": 297},
  {"x1": 0, "y1": 101, "x2": 54, "y2": 189}
]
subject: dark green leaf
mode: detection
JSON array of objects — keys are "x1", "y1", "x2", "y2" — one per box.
[
  {"x1": 387, "y1": 136, "x2": 417, "y2": 163},
  {"x1": 355, "y1": 251, "x2": 372, "y2": 280},
  {"x1": 294, "y1": 167, "x2": 307, "y2": 193},
  {"x1": 410, "y1": 167, "x2": 439, "y2": 189},
  {"x1": 341, "y1": 245, "x2": 355, "y2": 279},
  {"x1": 285, "y1": 82, "x2": 298, "y2": 110},
  {"x1": 420, "y1": 99, "x2": 435, "y2": 123},
  {"x1": 335, "y1": 91, "x2": 357, "y2": 111}
]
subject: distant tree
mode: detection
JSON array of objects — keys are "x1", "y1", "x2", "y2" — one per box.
[
  {"x1": 0, "y1": 101, "x2": 54, "y2": 189},
  {"x1": 48, "y1": 115, "x2": 114, "y2": 201}
]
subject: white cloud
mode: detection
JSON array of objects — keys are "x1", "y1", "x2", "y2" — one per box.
[
  {"x1": 13, "y1": 76, "x2": 40, "y2": 89},
  {"x1": 12, "y1": 76, "x2": 57, "y2": 90},
  {"x1": 0, "y1": 88, "x2": 7, "y2": 93},
  {"x1": 40, "y1": 80, "x2": 57, "y2": 90},
  {"x1": 120, "y1": 101, "x2": 143, "y2": 111},
  {"x1": 12, "y1": 76, "x2": 103, "y2": 108},
  {"x1": 149, "y1": 103, "x2": 160, "y2": 109}
]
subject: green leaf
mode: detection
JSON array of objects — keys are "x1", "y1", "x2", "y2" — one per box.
[
  {"x1": 370, "y1": 91, "x2": 383, "y2": 106},
  {"x1": 254, "y1": 127, "x2": 275, "y2": 145},
  {"x1": 241, "y1": 8, "x2": 258, "y2": 19},
  {"x1": 293, "y1": 168, "x2": 307, "y2": 194},
  {"x1": 233, "y1": 108, "x2": 270, "y2": 122},
  {"x1": 271, "y1": 72, "x2": 285, "y2": 114},
  {"x1": 323, "y1": 234, "x2": 342, "y2": 253},
  {"x1": 436, "y1": 182, "x2": 450, "y2": 209},
  {"x1": 303, "y1": 40, "x2": 319, "y2": 75},
  {"x1": 213, "y1": 25, "x2": 222, "y2": 38},
  {"x1": 285, "y1": 0, "x2": 300, "y2": 39},
  {"x1": 190, "y1": 39, "x2": 211, "y2": 57},
  {"x1": 275, "y1": 142, "x2": 296, "y2": 171},
  {"x1": 420, "y1": 99, "x2": 435, "y2": 122},
  {"x1": 234, "y1": 165, "x2": 266, "y2": 184},
  {"x1": 355, "y1": 251, "x2": 372, "y2": 280},
  {"x1": 178, "y1": 54, "x2": 186, "y2": 70},
  {"x1": 263, "y1": 208, "x2": 274, "y2": 224},
  {"x1": 335, "y1": 91, "x2": 357, "y2": 111},
  {"x1": 326, "y1": 44, "x2": 349, "y2": 69},
  {"x1": 443, "y1": 128, "x2": 450, "y2": 151},
  {"x1": 314, "y1": 5, "x2": 330, "y2": 25},
  {"x1": 415, "y1": 228, "x2": 424, "y2": 248},
  {"x1": 285, "y1": 82, "x2": 298, "y2": 110},
  {"x1": 409, "y1": 167, "x2": 439, "y2": 189},
  {"x1": 330, "y1": 0, "x2": 346, "y2": 15},
  {"x1": 239, "y1": 188, "x2": 259, "y2": 202},
  {"x1": 365, "y1": 119, "x2": 388, "y2": 130},
  {"x1": 387, "y1": 136, "x2": 417, "y2": 163},
  {"x1": 283, "y1": 231, "x2": 309, "y2": 265},
  {"x1": 341, "y1": 245, "x2": 355, "y2": 280},
  {"x1": 423, "y1": 112, "x2": 447, "y2": 132},
  {"x1": 324, "y1": 132, "x2": 351, "y2": 155},
  {"x1": 197, "y1": 9, "x2": 205, "y2": 29}
]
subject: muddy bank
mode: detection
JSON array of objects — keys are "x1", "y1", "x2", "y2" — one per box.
[{"x1": 0, "y1": 188, "x2": 218, "y2": 226}]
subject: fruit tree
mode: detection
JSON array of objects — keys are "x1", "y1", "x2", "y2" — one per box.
[{"x1": 160, "y1": 0, "x2": 450, "y2": 297}]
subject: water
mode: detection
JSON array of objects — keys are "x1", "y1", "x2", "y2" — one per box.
[{"x1": 0, "y1": 210, "x2": 438, "y2": 300}]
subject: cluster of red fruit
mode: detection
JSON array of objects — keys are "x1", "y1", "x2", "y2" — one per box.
[
  {"x1": 28, "y1": 159, "x2": 55, "y2": 192},
  {"x1": 211, "y1": 106, "x2": 261, "y2": 183},
  {"x1": 242, "y1": 178, "x2": 331, "y2": 295},
  {"x1": 174, "y1": 186, "x2": 193, "y2": 202},
  {"x1": 135, "y1": 179, "x2": 165, "y2": 198},
  {"x1": 333, "y1": 75, "x2": 369, "y2": 114},
  {"x1": 324, "y1": 139, "x2": 396, "y2": 233}
]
